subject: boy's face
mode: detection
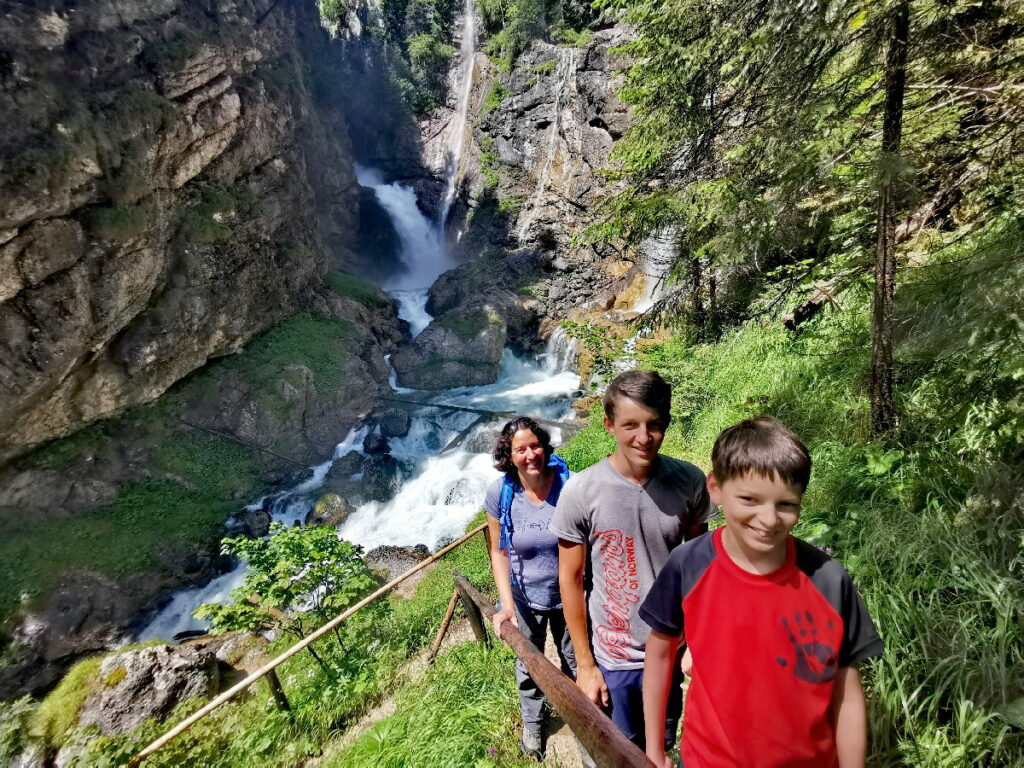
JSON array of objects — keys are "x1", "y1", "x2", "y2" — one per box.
[
  {"x1": 604, "y1": 397, "x2": 666, "y2": 470},
  {"x1": 708, "y1": 471, "x2": 803, "y2": 565}
]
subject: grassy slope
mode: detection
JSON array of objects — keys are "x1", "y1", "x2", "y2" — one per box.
[{"x1": 0, "y1": 310, "x2": 357, "y2": 623}]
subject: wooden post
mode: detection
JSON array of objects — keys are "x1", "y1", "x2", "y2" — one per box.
[
  {"x1": 263, "y1": 669, "x2": 290, "y2": 712},
  {"x1": 453, "y1": 572, "x2": 654, "y2": 768},
  {"x1": 428, "y1": 589, "x2": 461, "y2": 661},
  {"x1": 454, "y1": 577, "x2": 489, "y2": 647}
]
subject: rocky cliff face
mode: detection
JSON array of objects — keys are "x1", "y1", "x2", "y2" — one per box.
[
  {"x1": 410, "y1": 24, "x2": 662, "y2": 387},
  {"x1": 0, "y1": 0, "x2": 361, "y2": 466}
]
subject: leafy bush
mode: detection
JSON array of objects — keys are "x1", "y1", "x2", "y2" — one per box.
[{"x1": 195, "y1": 524, "x2": 378, "y2": 653}]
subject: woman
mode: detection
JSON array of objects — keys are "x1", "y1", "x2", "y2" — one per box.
[{"x1": 485, "y1": 416, "x2": 575, "y2": 761}]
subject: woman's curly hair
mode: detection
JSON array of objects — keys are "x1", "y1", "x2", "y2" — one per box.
[{"x1": 492, "y1": 416, "x2": 553, "y2": 480}]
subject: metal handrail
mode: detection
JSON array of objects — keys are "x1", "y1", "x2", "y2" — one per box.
[
  {"x1": 453, "y1": 572, "x2": 655, "y2": 768},
  {"x1": 130, "y1": 523, "x2": 487, "y2": 765}
]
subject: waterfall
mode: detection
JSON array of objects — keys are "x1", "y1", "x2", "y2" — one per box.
[
  {"x1": 354, "y1": 164, "x2": 450, "y2": 335},
  {"x1": 542, "y1": 326, "x2": 578, "y2": 375},
  {"x1": 516, "y1": 46, "x2": 577, "y2": 240},
  {"x1": 438, "y1": 0, "x2": 477, "y2": 228}
]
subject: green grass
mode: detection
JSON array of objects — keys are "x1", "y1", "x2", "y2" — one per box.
[
  {"x1": 481, "y1": 82, "x2": 509, "y2": 115},
  {"x1": 325, "y1": 644, "x2": 532, "y2": 768},
  {"x1": 326, "y1": 271, "x2": 390, "y2": 308},
  {"x1": 30, "y1": 656, "x2": 102, "y2": 749},
  {"x1": 214, "y1": 312, "x2": 356, "y2": 396}
]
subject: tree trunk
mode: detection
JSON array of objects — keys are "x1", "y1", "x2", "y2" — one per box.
[{"x1": 870, "y1": 0, "x2": 910, "y2": 436}]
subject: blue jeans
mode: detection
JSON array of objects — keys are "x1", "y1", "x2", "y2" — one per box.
[{"x1": 598, "y1": 662, "x2": 684, "y2": 751}]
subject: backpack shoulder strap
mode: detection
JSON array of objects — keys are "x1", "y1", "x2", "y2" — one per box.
[{"x1": 498, "y1": 476, "x2": 516, "y2": 552}]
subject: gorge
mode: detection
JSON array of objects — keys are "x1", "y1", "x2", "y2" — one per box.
[{"x1": 0, "y1": 0, "x2": 649, "y2": 713}]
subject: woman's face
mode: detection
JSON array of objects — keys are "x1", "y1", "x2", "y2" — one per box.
[{"x1": 510, "y1": 428, "x2": 548, "y2": 480}]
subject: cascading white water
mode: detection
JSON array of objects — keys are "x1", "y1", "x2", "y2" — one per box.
[
  {"x1": 137, "y1": 13, "x2": 583, "y2": 642},
  {"x1": 438, "y1": 0, "x2": 477, "y2": 228},
  {"x1": 516, "y1": 46, "x2": 577, "y2": 240},
  {"x1": 354, "y1": 164, "x2": 451, "y2": 335}
]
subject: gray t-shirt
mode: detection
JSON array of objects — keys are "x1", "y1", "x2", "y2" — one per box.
[
  {"x1": 548, "y1": 455, "x2": 713, "y2": 669},
  {"x1": 484, "y1": 472, "x2": 568, "y2": 611}
]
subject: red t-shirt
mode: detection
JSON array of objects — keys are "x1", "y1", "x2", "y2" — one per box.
[{"x1": 639, "y1": 528, "x2": 883, "y2": 767}]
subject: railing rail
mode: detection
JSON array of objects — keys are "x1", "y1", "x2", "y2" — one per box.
[
  {"x1": 130, "y1": 523, "x2": 487, "y2": 765},
  {"x1": 453, "y1": 572, "x2": 655, "y2": 768}
]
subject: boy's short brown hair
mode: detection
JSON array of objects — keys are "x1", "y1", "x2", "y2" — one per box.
[
  {"x1": 711, "y1": 416, "x2": 811, "y2": 491},
  {"x1": 603, "y1": 370, "x2": 672, "y2": 424}
]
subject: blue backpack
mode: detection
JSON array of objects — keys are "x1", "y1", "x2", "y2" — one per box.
[{"x1": 497, "y1": 453, "x2": 571, "y2": 553}]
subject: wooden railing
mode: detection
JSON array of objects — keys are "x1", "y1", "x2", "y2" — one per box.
[
  {"x1": 129, "y1": 523, "x2": 487, "y2": 765},
  {"x1": 132, "y1": 523, "x2": 654, "y2": 767},
  {"x1": 452, "y1": 572, "x2": 655, "y2": 768}
]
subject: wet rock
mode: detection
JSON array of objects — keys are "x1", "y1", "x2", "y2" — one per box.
[
  {"x1": 363, "y1": 432, "x2": 391, "y2": 456},
  {"x1": 77, "y1": 644, "x2": 220, "y2": 736},
  {"x1": 334, "y1": 450, "x2": 366, "y2": 477},
  {"x1": 373, "y1": 406, "x2": 411, "y2": 438},
  {"x1": 360, "y1": 455, "x2": 402, "y2": 502},
  {"x1": 364, "y1": 544, "x2": 431, "y2": 580},
  {"x1": 463, "y1": 428, "x2": 501, "y2": 455},
  {"x1": 224, "y1": 506, "x2": 271, "y2": 538},
  {"x1": 390, "y1": 307, "x2": 506, "y2": 389},
  {"x1": 304, "y1": 493, "x2": 353, "y2": 527}
]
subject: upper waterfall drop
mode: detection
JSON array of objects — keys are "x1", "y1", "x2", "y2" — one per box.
[{"x1": 438, "y1": 0, "x2": 477, "y2": 229}]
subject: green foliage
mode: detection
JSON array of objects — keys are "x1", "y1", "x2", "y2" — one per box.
[
  {"x1": 553, "y1": 25, "x2": 592, "y2": 47},
  {"x1": 320, "y1": 0, "x2": 347, "y2": 21},
  {"x1": 556, "y1": 401, "x2": 614, "y2": 472},
  {"x1": 478, "y1": 135, "x2": 501, "y2": 188},
  {"x1": 216, "y1": 312, "x2": 356, "y2": 395},
  {"x1": 194, "y1": 524, "x2": 377, "y2": 643},
  {"x1": 0, "y1": 697, "x2": 36, "y2": 763},
  {"x1": 180, "y1": 186, "x2": 250, "y2": 245},
  {"x1": 30, "y1": 657, "x2": 102, "y2": 749},
  {"x1": 82, "y1": 204, "x2": 148, "y2": 241},
  {"x1": 526, "y1": 58, "x2": 557, "y2": 73},
  {"x1": 560, "y1": 319, "x2": 626, "y2": 383},
  {"x1": 326, "y1": 271, "x2": 391, "y2": 308},
  {"x1": 480, "y1": 81, "x2": 509, "y2": 115}
]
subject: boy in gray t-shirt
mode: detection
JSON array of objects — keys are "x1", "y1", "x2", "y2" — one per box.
[{"x1": 549, "y1": 370, "x2": 713, "y2": 750}]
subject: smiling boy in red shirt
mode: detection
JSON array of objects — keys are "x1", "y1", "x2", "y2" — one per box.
[{"x1": 640, "y1": 417, "x2": 883, "y2": 767}]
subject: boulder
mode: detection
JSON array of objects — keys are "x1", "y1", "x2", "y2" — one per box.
[
  {"x1": 224, "y1": 505, "x2": 271, "y2": 538},
  {"x1": 362, "y1": 432, "x2": 390, "y2": 456},
  {"x1": 304, "y1": 493, "x2": 353, "y2": 527},
  {"x1": 360, "y1": 455, "x2": 402, "y2": 502},
  {"x1": 77, "y1": 644, "x2": 220, "y2": 736},
  {"x1": 390, "y1": 307, "x2": 506, "y2": 389},
  {"x1": 463, "y1": 428, "x2": 501, "y2": 455},
  {"x1": 333, "y1": 450, "x2": 366, "y2": 477},
  {"x1": 373, "y1": 406, "x2": 411, "y2": 438},
  {"x1": 364, "y1": 544, "x2": 431, "y2": 580}
]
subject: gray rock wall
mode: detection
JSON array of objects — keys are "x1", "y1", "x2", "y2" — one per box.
[{"x1": 0, "y1": 0, "x2": 360, "y2": 466}]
